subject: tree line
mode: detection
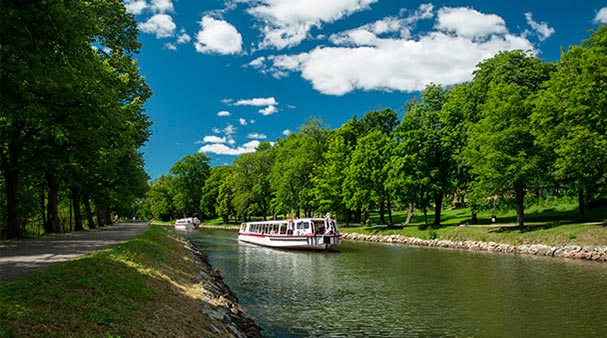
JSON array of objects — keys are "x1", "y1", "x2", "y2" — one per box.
[
  {"x1": 0, "y1": 0, "x2": 151, "y2": 239},
  {"x1": 146, "y1": 26, "x2": 606, "y2": 228}
]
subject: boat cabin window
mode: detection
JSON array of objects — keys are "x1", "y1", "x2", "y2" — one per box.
[{"x1": 296, "y1": 222, "x2": 309, "y2": 230}]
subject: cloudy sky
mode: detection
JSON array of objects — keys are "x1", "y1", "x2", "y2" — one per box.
[{"x1": 129, "y1": 0, "x2": 607, "y2": 179}]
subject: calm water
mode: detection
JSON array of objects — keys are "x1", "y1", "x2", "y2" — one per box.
[{"x1": 187, "y1": 229, "x2": 607, "y2": 337}]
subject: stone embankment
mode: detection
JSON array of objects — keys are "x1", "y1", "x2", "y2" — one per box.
[
  {"x1": 184, "y1": 240, "x2": 262, "y2": 338},
  {"x1": 341, "y1": 233, "x2": 607, "y2": 262}
]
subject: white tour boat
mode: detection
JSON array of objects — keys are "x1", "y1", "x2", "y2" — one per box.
[
  {"x1": 238, "y1": 214, "x2": 340, "y2": 250},
  {"x1": 174, "y1": 217, "x2": 200, "y2": 231}
]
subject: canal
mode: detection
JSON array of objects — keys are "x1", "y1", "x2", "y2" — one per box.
[{"x1": 187, "y1": 229, "x2": 607, "y2": 337}]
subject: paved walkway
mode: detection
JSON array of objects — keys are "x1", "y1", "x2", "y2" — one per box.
[{"x1": 0, "y1": 223, "x2": 149, "y2": 283}]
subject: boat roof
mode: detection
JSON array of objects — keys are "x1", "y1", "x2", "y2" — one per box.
[{"x1": 243, "y1": 217, "x2": 333, "y2": 225}]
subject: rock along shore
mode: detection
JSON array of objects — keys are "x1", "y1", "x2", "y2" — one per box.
[
  {"x1": 341, "y1": 232, "x2": 607, "y2": 262},
  {"x1": 182, "y1": 238, "x2": 263, "y2": 338}
]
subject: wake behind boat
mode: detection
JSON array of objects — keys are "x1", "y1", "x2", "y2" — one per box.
[{"x1": 238, "y1": 214, "x2": 340, "y2": 250}]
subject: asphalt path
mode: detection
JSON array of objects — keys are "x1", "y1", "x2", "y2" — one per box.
[{"x1": 0, "y1": 222, "x2": 149, "y2": 283}]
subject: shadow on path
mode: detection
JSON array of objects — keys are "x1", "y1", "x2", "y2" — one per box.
[{"x1": 0, "y1": 223, "x2": 149, "y2": 283}]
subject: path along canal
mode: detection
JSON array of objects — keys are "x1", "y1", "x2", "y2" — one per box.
[{"x1": 185, "y1": 229, "x2": 607, "y2": 337}]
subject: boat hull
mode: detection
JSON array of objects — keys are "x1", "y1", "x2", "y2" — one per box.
[
  {"x1": 174, "y1": 224, "x2": 195, "y2": 231},
  {"x1": 238, "y1": 233, "x2": 340, "y2": 250}
]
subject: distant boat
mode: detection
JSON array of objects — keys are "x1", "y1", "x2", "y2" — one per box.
[
  {"x1": 174, "y1": 217, "x2": 200, "y2": 231},
  {"x1": 238, "y1": 214, "x2": 340, "y2": 250}
]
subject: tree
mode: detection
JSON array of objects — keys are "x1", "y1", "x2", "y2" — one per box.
[
  {"x1": 270, "y1": 119, "x2": 329, "y2": 217},
  {"x1": 146, "y1": 175, "x2": 176, "y2": 221},
  {"x1": 344, "y1": 130, "x2": 394, "y2": 224},
  {"x1": 440, "y1": 82, "x2": 482, "y2": 223},
  {"x1": 462, "y1": 50, "x2": 554, "y2": 227},
  {"x1": 1, "y1": 0, "x2": 150, "y2": 238},
  {"x1": 229, "y1": 142, "x2": 274, "y2": 221},
  {"x1": 170, "y1": 153, "x2": 211, "y2": 218},
  {"x1": 390, "y1": 84, "x2": 453, "y2": 227},
  {"x1": 531, "y1": 26, "x2": 607, "y2": 219},
  {"x1": 200, "y1": 166, "x2": 232, "y2": 220}
]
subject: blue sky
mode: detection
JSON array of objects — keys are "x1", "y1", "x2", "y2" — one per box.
[{"x1": 127, "y1": 0, "x2": 607, "y2": 180}]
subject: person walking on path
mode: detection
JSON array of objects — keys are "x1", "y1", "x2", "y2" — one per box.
[{"x1": 0, "y1": 222, "x2": 149, "y2": 283}]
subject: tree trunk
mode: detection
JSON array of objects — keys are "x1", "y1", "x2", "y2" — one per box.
[
  {"x1": 379, "y1": 198, "x2": 386, "y2": 224},
  {"x1": 578, "y1": 185, "x2": 586, "y2": 221},
  {"x1": 2, "y1": 167, "x2": 21, "y2": 238},
  {"x1": 104, "y1": 207, "x2": 111, "y2": 226},
  {"x1": 514, "y1": 180, "x2": 525, "y2": 228},
  {"x1": 95, "y1": 200, "x2": 105, "y2": 227},
  {"x1": 405, "y1": 203, "x2": 414, "y2": 224},
  {"x1": 387, "y1": 195, "x2": 393, "y2": 226},
  {"x1": 433, "y1": 194, "x2": 443, "y2": 226},
  {"x1": 71, "y1": 186, "x2": 84, "y2": 231},
  {"x1": 423, "y1": 207, "x2": 428, "y2": 227},
  {"x1": 471, "y1": 204, "x2": 478, "y2": 225},
  {"x1": 83, "y1": 194, "x2": 96, "y2": 229},
  {"x1": 45, "y1": 173, "x2": 61, "y2": 233}
]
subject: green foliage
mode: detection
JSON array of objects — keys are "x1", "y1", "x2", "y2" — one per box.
[
  {"x1": 531, "y1": 25, "x2": 607, "y2": 219},
  {"x1": 0, "y1": 0, "x2": 151, "y2": 238},
  {"x1": 169, "y1": 153, "x2": 211, "y2": 218},
  {"x1": 159, "y1": 28, "x2": 606, "y2": 229}
]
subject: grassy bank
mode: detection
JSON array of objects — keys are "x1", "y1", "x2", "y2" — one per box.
[
  {"x1": 1, "y1": 226, "x2": 225, "y2": 337},
  {"x1": 340, "y1": 223, "x2": 607, "y2": 247},
  {"x1": 341, "y1": 201, "x2": 607, "y2": 247}
]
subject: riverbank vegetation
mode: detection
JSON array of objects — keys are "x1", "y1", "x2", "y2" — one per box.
[
  {"x1": 144, "y1": 26, "x2": 606, "y2": 232},
  {"x1": 0, "y1": 226, "x2": 236, "y2": 337},
  {"x1": 0, "y1": 1, "x2": 151, "y2": 239}
]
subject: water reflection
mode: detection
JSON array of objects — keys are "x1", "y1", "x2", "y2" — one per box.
[{"x1": 190, "y1": 229, "x2": 607, "y2": 338}]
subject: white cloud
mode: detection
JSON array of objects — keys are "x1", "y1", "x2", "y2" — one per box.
[
  {"x1": 249, "y1": 56, "x2": 266, "y2": 68},
  {"x1": 247, "y1": 0, "x2": 378, "y2": 50},
  {"x1": 259, "y1": 105, "x2": 278, "y2": 115},
  {"x1": 139, "y1": 14, "x2": 176, "y2": 38},
  {"x1": 217, "y1": 111, "x2": 231, "y2": 116},
  {"x1": 164, "y1": 42, "x2": 177, "y2": 50},
  {"x1": 282, "y1": 129, "x2": 291, "y2": 136},
  {"x1": 594, "y1": 7, "x2": 607, "y2": 23},
  {"x1": 524, "y1": 12, "x2": 554, "y2": 41},
  {"x1": 177, "y1": 30, "x2": 191, "y2": 44},
  {"x1": 239, "y1": 118, "x2": 248, "y2": 125},
  {"x1": 151, "y1": 0, "x2": 173, "y2": 13},
  {"x1": 234, "y1": 97, "x2": 278, "y2": 106},
  {"x1": 125, "y1": 0, "x2": 147, "y2": 15},
  {"x1": 262, "y1": 6, "x2": 536, "y2": 95},
  {"x1": 223, "y1": 124, "x2": 236, "y2": 135},
  {"x1": 212, "y1": 127, "x2": 221, "y2": 134},
  {"x1": 248, "y1": 133, "x2": 267, "y2": 139},
  {"x1": 435, "y1": 7, "x2": 507, "y2": 40},
  {"x1": 202, "y1": 135, "x2": 227, "y2": 143},
  {"x1": 194, "y1": 16, "x2": 243, "y2": 55},
  {"x1": 198, "y1": 140, "x2": 260, "y2": 155}
]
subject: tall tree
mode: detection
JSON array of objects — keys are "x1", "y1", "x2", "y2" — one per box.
[
  {"x1": 531, "y1": 26, "x2": 607, "y2": 220},
  {"x1": 1, "y1": 0, "x2": 150, "y2": 238},
  {"x1": 170, "y1": 153, "x2": 211, "y2": 218},
  {"x1": 390, "y1": 84, "x2": 453, "y2": 226},
  {"x1": 270, "y1": 119, "x2": 329, "y2": 217},
  {"x1": 200, "y1": 166, "x2": 232, "y2": 220},
  {"x1": 462, "y1": 50, "x2": 554, "y2": 227},
  {"x1": 344, "y1": 130, "x2": 394, "y2": 224}
]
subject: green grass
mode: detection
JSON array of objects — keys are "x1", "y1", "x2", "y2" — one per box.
[
  {"x1": 340, "y1": 223, "x2": 607, "y2": 247},
  {"x1": 340, "y1": 200, "x2": 607, "y2": 247},
  {"x1": 0, "y1": 226, "x2": 216, "y2": 337}
]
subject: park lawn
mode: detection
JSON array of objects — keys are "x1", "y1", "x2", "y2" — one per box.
[{"x1": 0, "y1": 226, "x2": 216, "y2": 338}]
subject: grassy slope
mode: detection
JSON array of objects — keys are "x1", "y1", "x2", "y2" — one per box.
[
  {"x1": 0, "y1": 226, "x2": 216, "y2": 338},
  {"x1": 341, "y1": 202, "x2": 607, "y2": 247}
]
